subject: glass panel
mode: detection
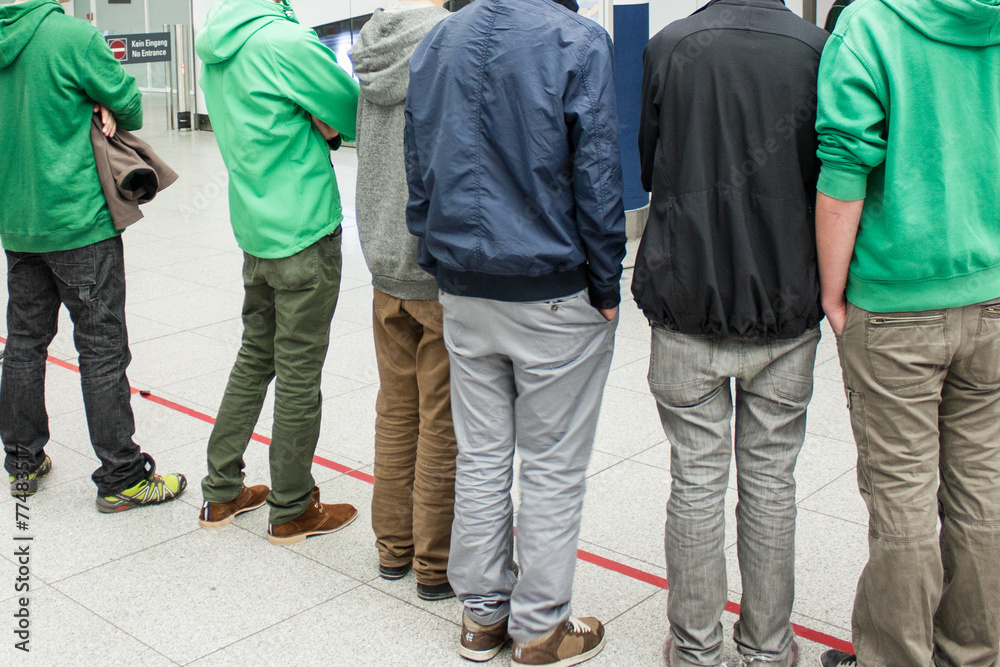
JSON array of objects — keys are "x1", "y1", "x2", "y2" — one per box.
[{"x1": 314, "y1": 15, "x2": 373, "y2": 78}]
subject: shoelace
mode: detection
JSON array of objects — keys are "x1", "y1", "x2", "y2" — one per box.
[{"x1": 566, "y1": 617, "x2": 591, "y2": 634}]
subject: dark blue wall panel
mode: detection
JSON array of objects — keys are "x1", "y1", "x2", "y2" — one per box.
[{"x1": 614, "y1": 3, "x2": 649, "y2": 212}]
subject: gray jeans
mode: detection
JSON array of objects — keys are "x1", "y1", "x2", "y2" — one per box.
[
  {"x1": 440, "y1": 290, "x2": 616, "y2": 643},
  {"x1": 838, "y1": 303, "x2": 1000, "y2": 667},
  {"x1": 648, "y1": 326, "x2": 821, "y2": 666}
]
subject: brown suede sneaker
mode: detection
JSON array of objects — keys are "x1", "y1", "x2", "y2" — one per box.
[
  {"x1": 199, "y1": 484, "x2": 270, "y2": 529},
  {"x1": 266, "y1": 486, "x2": 357, "y2": 545},
  {"x1": 460, "y1": 613, "x2": 509, "y2": 662},
  {"x1": 512, "y1": 617, "x2": 606, "y2": 667}
]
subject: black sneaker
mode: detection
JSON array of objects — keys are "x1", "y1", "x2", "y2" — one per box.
[
  {"x1": 821, "y1": 650, "x2": 857, "y2": 667},
  {"x1": 417, "y1": 581, "x2": 456, "y2": 601},
  {"x1": 379, "y1": 562, "x2": 412, "y2": 580}
]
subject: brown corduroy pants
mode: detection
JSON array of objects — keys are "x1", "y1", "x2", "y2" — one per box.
[{"x1": 370, "y1": 289, "x2": 457, "y2": 585}]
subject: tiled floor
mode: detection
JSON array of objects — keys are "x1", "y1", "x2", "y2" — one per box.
[{"x1": 0, "y1": 99, "x2": 868, "y2": 666}]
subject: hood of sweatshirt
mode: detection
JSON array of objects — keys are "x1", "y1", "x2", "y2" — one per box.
[
  {"x1": 349, "y1": 6, "x2": 449, "y2": 107},
  {"x1": 885, "y1": 0, "x2": 1000, "y2": 47},
  {"x1": 0, "y1": 0, "x2": 62, "y2": 69},
  {"x1": 196, "y1": 0, "x2": 295, "y2": 65}
]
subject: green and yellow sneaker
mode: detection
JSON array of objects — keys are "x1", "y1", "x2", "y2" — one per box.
[
  {"x1": 96, "y1": 473, "x2": 187, "y2": 513},
  {"x1": 9, "y1": 456, "x2": 52, "y2": 497}
]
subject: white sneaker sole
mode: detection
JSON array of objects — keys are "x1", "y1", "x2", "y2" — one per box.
[{"x1": 459, "y1": 642, "x2": 505, "y2": 662}]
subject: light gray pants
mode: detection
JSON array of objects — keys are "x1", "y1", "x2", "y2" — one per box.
[
  {"x1": 440, "y1": 290, "x2": 616, "y2": 643},
  {"x1": 648, "y1": 326, "x2": 821, "y2": 666}
]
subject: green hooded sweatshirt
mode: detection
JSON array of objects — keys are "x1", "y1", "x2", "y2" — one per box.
[
  {"x1": 197, "y1": 0, "x2": 360, "y2": 259},
  {"x1": 817, "y1": 0, "x2": 1000, "y2": 312},
  {"x1": 0, "y1": 0, "x2": 143, "y2": 253}
]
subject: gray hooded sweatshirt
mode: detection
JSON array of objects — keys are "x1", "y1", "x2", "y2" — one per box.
[{"x1": 350, "y1": 5, "x2": 449, "y2": 301}]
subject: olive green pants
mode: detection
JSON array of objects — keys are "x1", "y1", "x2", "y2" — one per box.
[{"x1": 202, "y1": 230, "x2": 342, "y2": 524}]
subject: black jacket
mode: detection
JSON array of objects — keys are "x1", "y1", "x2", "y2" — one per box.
[
  {"x1": 824, "y1": 0, "x2": 855, "y2": 32},
  {"x1": 632, "y1": 0, "x2": 828, "y2": 338}
]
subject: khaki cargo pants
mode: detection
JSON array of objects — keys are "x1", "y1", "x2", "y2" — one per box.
[{"x1": 837, "y1": 302, "x2": 1000, "y2": 667}]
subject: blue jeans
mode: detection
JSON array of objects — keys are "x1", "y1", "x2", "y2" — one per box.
[
  {"x1": 0, "y1": 236, "x2": 149, "y2": 496},
  {"x1": 648, "y1": 326, "x2": 820, "y2": 665}
]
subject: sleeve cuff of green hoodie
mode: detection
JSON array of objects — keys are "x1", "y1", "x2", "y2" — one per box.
[{"x1": 818, "y1": 166, "x2": 870, "y2": 202}]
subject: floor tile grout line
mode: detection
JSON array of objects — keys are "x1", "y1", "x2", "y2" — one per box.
[
  {"x1": 230, "y1": 518, "x2": 381, "y2": 587},
  {"x1": 50, "y1": 519, "x2": 362, "y2": 664},
  {"x1": 598, "y1": 455, "x2": 674, "y2": 478},
  {"x1": 576, "y1": 540, "x2": 666, "y2": 574},
  {"x1": 46, "y1": 527, "x2": 201, "y2": 588},
  {"x1": 602, "y1": 588, "x2": 662, "y2": 626},
  {"x1": 795, "y1": 505, "x2": 867, "y2": 529},
  {"x1": 789, "y1": 608, "x2": 852, "y2": 635},
  {"x1": 41, "y1": 588, "x2": 182, "y2": 666},
  {"x1": 361, "y1": 580, "x2": 462, "y2": 627},
  {"x1": 620, "y1": 438, "x2": 670, "y2": 463},
  {"x1": 14, "y1": 335, "x2": 856, "y2": 652},
  {"x1": 175, "y1": 581, "x2": 368, "y2": 666},
  {"x1": 803, "y1": 427, "x2": 856, "y2": 446},
  {"x1": 794, "y1": 467, "x2": 858, "y2": 507}
]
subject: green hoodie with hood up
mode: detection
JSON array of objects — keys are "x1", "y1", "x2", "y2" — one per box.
[
  {"x1": 197, "y1": 0, "x2": 360, "y2": 259},
  {"x1": 0, "y1": 0, "x2": 143, "y2": 253},
  {"x1": 817, "y1": 0, "x2": 1000, "y2": 312}
]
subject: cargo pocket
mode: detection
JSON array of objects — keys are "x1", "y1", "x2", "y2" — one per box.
[
  {"x1": 846, "y1": 390, "x2": 876, "y2": 522},
  {"x1": 865, "y1": 311, "x2": 947, "y2": 396},
  {"x1": 969, "y1": 305, "x2": 1000, "y2": 386}
]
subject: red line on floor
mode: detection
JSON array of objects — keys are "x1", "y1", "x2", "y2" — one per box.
[{"x1": 9, "y1": 338, "x2": 852, "y2": 653}]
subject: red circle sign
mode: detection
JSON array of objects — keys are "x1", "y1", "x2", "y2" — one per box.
[{"x1": 109, "y1": 39, "x2": 127, "y2": 61}]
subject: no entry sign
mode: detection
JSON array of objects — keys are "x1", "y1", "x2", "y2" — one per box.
[
  {"x1": 109, "y1": 39, "x2": 127, "y2": 61},
  {"x1": 105, "y1": 32, "x2": 172, "y2": 65}
]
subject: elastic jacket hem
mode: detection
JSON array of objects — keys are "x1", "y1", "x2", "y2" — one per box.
[
  {"x1": 847, "y1": 264, "x2": 1000, "y2": 313},
  {"x1": 436, "y1": 265, "x2": 588, "y2": 303},
  {"x1": 1, "y1": 218, "x2": 119, "y2": 254},
  {"x1": 372, "y1": 275, "x2": 439, "y2": 302}
]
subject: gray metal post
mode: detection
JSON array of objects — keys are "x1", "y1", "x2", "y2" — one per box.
[
  {"x1": 803, "y1": 0, "x2": 818, "y2": 24},
  {"x1": 164, "y1": 24, "x2": 176, "y2": 130},
  {"x1": 174, "y1": 24, "x2": 193, "y2": 131}
]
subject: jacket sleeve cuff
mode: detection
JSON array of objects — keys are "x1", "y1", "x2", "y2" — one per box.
[
  {"x1": 589, "y1": 284, "x2": 621, "y2": 310},
  {"x1": 817, "y1": 166, "x2": 870, "y2": 201},
  {"x1": 326, "y1": 134, "x2": 343, "y2": 152}
]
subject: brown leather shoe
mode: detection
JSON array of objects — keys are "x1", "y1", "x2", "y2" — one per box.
[
  {"x1": 199, "y1": 484, "x2": 270, "y2": 529},
  {"x1": 459, "y1": 613, "x2": 509, "y2": 662},
  {"x1": 512, "y1": 617, "x2": 605, "y2": 666},
  {"x1": 266, "y1": 486, "x2": 357, "y2": 545}
]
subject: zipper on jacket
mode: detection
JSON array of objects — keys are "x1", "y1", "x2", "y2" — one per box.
[{"x1": 868, "y1": 313, "x2": 945, "y2": 326}]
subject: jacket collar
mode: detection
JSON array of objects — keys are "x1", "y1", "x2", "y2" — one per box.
[{"x1": 695, "y1": 0, "x2": 788, "y2": 14}]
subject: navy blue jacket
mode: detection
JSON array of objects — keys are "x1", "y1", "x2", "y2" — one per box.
[{"x1": 404, "y1": 0, "x2": 627, "y2": 308}]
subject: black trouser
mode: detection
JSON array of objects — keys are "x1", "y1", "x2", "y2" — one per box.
[{"x1": 1, "y1": 236, "x2": 150, "y2": 495}]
